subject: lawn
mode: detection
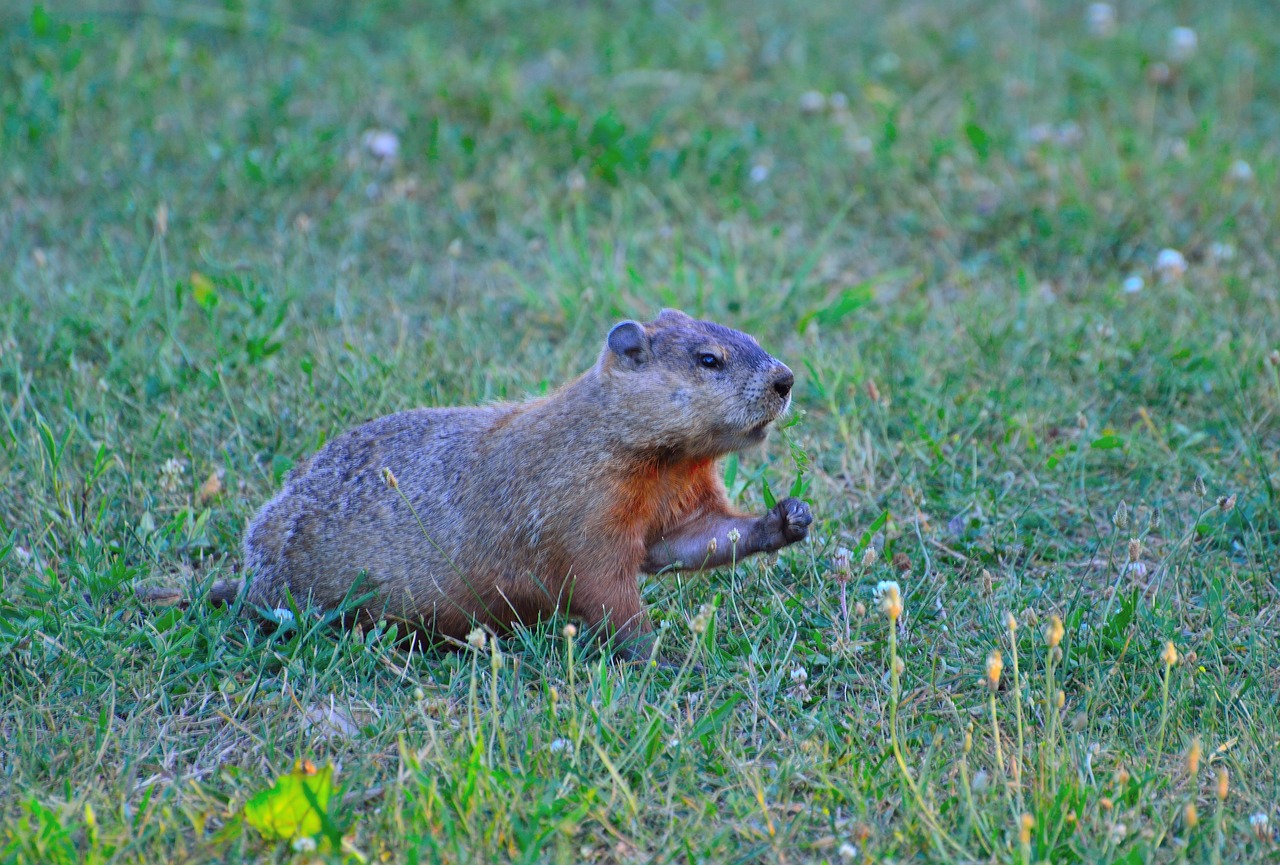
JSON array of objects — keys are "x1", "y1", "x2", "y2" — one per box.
[{"x1": 2, "y1": 0, "x2": 1279, "y2": 862}]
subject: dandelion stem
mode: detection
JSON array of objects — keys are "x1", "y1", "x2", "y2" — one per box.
[
  {"x1": 840, "y1": 582, "x2": 849, "y2": 642},
  {"x1": 990, "y1": 689, "x2": 1012, "y2": 815},
  {"x1": 1154, "y1": 643, "x2": 1178, "y2": 772},
  {"x1": 1154, "y1": 667, "x2": 1173, "y2": 771},
  {"x1": 1009, "y1": 621, "x2": 1026, "y2": 813},
  {"x1": 886, "y1": 610, "x2": 968, "y2": 857}
]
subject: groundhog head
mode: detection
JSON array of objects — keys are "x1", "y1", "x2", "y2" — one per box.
[{"x1": 599, "y1": 308, "x2": 794, "y2": 457}]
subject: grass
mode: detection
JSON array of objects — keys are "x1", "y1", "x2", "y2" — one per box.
[{"x1": 2, "y1": 0, "x2": 1279, "y2": 861}]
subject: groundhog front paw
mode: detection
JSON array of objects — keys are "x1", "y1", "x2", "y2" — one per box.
[{"x1": 757, "y1": 497, "x2": 813, "y2": 551}]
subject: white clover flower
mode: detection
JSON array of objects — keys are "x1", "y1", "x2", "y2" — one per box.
[
  {"x1": 798, "y1": 90, "x2": 827, "y2": 114},
  {"x1": 1155, "y1": 248, "x2": 1187, "y2": 282},
  {"x1": 271, "y1": 608, "x2": 295, "y2": 624},
  {"x1": 158, "y1": 457, "x2": 187, "y2": 494},
  {"x1": 838, "y1": 842, "x2": 857, "y2": 862},
  {"x1": 548, "y1": 738, "x2": 571, "y2": 753},
  {"x1": 1086, "y1": 3, "x2": 1117, "y2": 38},
  {"x1": 362, "y1": 129, "x2": 400, "y2": 160},
  {"x1": 1025, "y1": 123, "x2": 1054, "y2": 145},
  {"x1": 874, "y1": 580, "x2": 903, "y2": 620},
  {"x1": 1208, "y1": 242, "x2": 1236, "y2": 264},
  {"x1": 1168, "y1": 26, "x2": 1198, "y2": 64},
  {"x1": 1055, "y1": 121, "x2": 1084, "y2": 148},
  {"x1": 291, "y1": 836, "x2": 317, "y2": 852},
  {"x1": 749, "y1": 164, "x2": 770, "y2": 184},
  {"x1": 1122, "y1": 275, "x2": 1145, "y2": 294},
  {"x1": 790, "y1": 666, "x2": 808, "y2": 684},
  {"x1": 1229, "y1": 159, "x2": 1255, "y2": 183}
]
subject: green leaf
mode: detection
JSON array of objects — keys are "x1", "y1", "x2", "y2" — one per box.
[
  {"x1": 1103, "y1": 589, "x2": 1138, "y2": 641},
  {"x1": 722, "y1": 452, "x2": 738, "y2": 490},
  {"x1": 964, "y1": 121, "x2": 990, "y2": 161},
  {"x1": 271, "y1": 454, "x2": 294, "y2": 484},
  {"x1": 692, "y1": 692, "x2": 745, "y2": 753},
  {"x1": 857, "y1": 511, "x2": 890, "y2": 553},
  {"x1": 190, "y1": 272, "x2": 219, "y2": 311},
  {"x1": 31, "y1": 5, "x2": 51, "y2": 37},
  {"x1": 243, "y1": 761, "x2": 335, "y2": 842},
  {"x1": 761, "y1": 477, "x2": 777, "y2": 509},
  {"x1": 1090, "y1": 435, "x2": 1124, "y2": 450}
]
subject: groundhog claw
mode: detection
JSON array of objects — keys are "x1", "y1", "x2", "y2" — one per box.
[{"x1": 759, "y1": 497, "x2": 812, "y2": 550}]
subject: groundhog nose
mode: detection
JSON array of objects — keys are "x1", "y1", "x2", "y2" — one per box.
[{"x1": 771, "y1": 367, "x2": 794, "y2": 399}]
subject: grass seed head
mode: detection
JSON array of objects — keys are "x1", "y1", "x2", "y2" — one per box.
[
  {"x1": 1162, "y1": 641, "x2": 1179, "y2": 667},
  {"x1": 1250, "y1": 813, "x2": 1271, "y2": 842},
  {"x1": 1005, "y1": 611, "x2": 1018, "y2": 633},
  {"x1": 1113, "y1": 500, "x2": 1129, "y2": 530},
  {"x1": 381, "y1": 467, "x2": 398, "y2": 489},
  {"x1": 466, "y1": 628, "x2": 486, "y2": 650},
  {"x1": 561, "y1": 623, "x2": 577, "y2": 640},
  {"x1": 1217, "y1": 767, "x2": 1229, "y2": 801},
  {"x1": 1019, "y1": 813, "x2": 1034, "y2": 845},
  {"x1": 1217, "y1": 494, "x2": 1236, "y2": 513},
  {"x1": 1185, "y1": 803, "x2": 1199, "y2": 828},
  {"x1": 691, "y1": 603, "x2": 713, "y2": 635},
  {"x1": 1187, "y1": 737, "x2": 1203, "y2": 776},
  {"x1": 1046, "y1": 614, "x2": 1065, "y2": 649},
  {"x1": 1193, "y1": 476, "x2": 1208, "y2": 497},
  {"x1": 727, "y1": 527, "x2": 741, "y2": 545},
  {"x1": 1128, "y1": 537, "x2": 1143, "y2": 562},
  {"x1": 985, "y1": 649, "x2": 1003, "y2": 691}
]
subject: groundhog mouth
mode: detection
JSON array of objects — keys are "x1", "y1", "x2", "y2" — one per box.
[{"x1": 746, "y1": 416, "x2": 777, "y2": 439}]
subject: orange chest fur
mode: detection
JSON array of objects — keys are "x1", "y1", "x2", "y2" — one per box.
[{"x1": 607, "y1": 458, "x2": 716, "y2": 543}]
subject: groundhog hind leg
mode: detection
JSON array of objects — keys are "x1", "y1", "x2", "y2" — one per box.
[{"x1": 565, "y1": 570, "x2": 654, "y2": 663}]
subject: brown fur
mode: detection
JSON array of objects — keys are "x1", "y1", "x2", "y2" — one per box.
[{"x1": 234, "y1": 309, "x2": 811, "y2": 659}]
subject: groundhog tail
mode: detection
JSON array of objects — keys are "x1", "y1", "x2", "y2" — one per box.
[
  {"x1": 134, "y1": 579, "x2": 244, "y2": 607},
  {"x1": 208, "y1": 579, "x2": 244, "y2": 606}
]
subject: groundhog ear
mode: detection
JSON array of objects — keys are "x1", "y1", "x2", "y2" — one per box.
[{"x1": 606, "y1": 321, "x2": 651, "y2": 369}]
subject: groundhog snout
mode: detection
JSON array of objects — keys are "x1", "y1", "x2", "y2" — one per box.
[{"x1": 771, "y1": 366, "x2": 794, "y2": 400}]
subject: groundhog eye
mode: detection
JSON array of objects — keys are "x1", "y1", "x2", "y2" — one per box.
[{"x1": 698, "y1": 353, "x2": 722, "y2": 370}]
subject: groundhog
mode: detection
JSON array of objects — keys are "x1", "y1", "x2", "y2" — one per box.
[{"x1": 234, "y1": 308, "x2": 811, "y2": 660}]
